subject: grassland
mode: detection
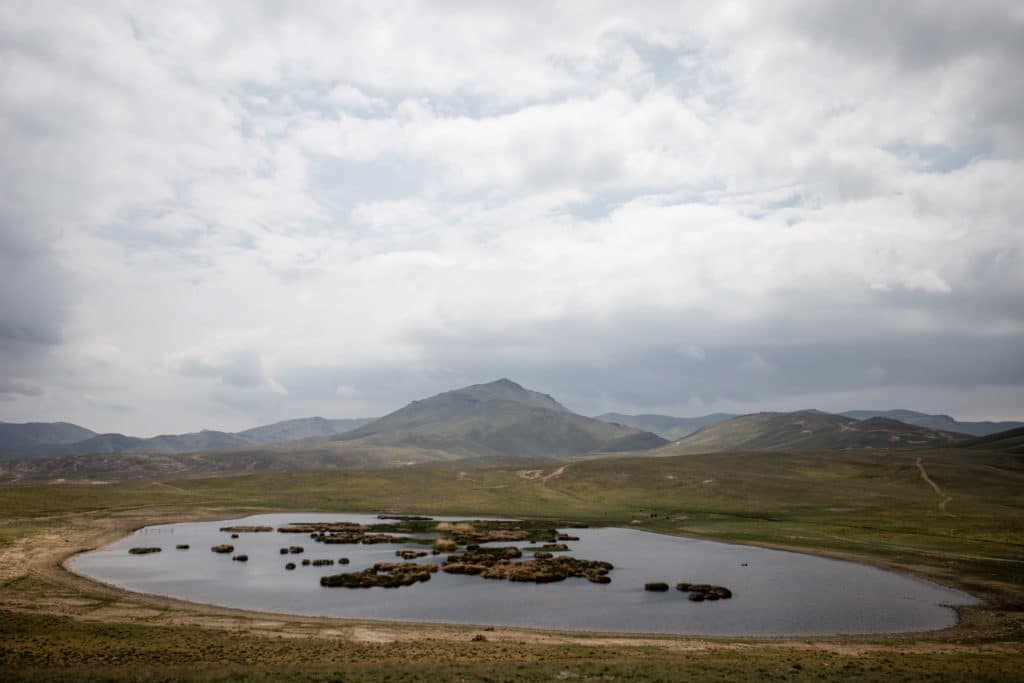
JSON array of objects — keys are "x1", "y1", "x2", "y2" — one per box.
[{"x1": 1, "y1": 445, "x2": 1023, "y2": 680}]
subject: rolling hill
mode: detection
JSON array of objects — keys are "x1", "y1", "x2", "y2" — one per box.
[
  {"x1": 841, "y1": 409, "x2": 1023, "y2": 437},
  {"x1": 0, "y1": 416, "x2": 375, "y2": 460},
  {"x1": 0, "y1": 440, "x2": 461, "y2": 482},
  {"x1": 334, "y1": 378, "x2": 668, "y2": 457},
  {"x1": 594, "y1": 412, "x2": 736, "y2": 440},
  {"x1": 955, "y1": 425, "x2": 1024, "y2": 454},
  {"x1": 237, "y1": 417, "x2": 373, "y2": 444},
  {"x1": 668, "y1": 410, "x2": 966, "y2": 454}
]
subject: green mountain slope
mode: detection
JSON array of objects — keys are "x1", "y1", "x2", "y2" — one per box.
[
  {"x1": 669, "y1": 410, "x2": 966, "y2": 454},
  {"x1": 0, "y1": 441, "x2": 461, "y2": 482},
  {"x1": 336, "y1": 378, "x2": 667, "y2": 457},
  {"x1": 237, "y1": 417, "x2": 373, "y2": 444},
  {"x1": 955, "y1": 425, "x2": 1024, "y2": 454}
]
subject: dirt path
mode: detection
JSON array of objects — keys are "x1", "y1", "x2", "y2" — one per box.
[
  {"x1": 541, "y1": 464, "x2": 569, "y2": 483},
  {"x1": 916, "y1": 456, "x2": 953, "y2": 515}
]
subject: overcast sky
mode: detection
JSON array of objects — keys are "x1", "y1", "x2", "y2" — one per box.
[{"x1": 2, "y1": 2, "x2": 1023, "y2": 435}]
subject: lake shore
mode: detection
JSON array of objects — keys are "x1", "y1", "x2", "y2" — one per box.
[
  {"x1": 65, "y1": 511, "x2": 974, "y2": 637},
  {"x1": 0, "y1": 504, "x2": 1009, "y2": 644}
]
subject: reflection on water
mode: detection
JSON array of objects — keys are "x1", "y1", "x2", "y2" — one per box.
[{"x1": 71, "y1": 513, "x2": 977, "y2": 636}]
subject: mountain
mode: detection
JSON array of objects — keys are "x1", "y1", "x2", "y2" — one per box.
[
  {"x1": 0, "y1": 416, "x2": 374, "y2": 460},
  {"x1": 669, "y1": 410, "x2": 966, "y2": 454},
  {"x1": 0, "y1": 432, "x2": 147, "y2": 459},
  {"x1": 594, "y1": 412, "x2": 736, "y2": 440},
  {"x1": 237, "y1": 417, "x2": 373, "y2": 444},
  {"x1": 841, "y1": 409, "x2": 1023, "y2": 437},
  {"x1": 0, "y1": 421, "x2": 97, "y2": 448},
  {"x1": 335, "y1": 378, "x2": 668, "y2": 457}
]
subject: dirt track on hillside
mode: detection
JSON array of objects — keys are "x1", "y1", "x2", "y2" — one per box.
[{"x1": 916, "y1": 456, "x2": 954, "y2": 515}]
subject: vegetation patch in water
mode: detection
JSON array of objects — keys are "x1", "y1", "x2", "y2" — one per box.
[
  {"x1": 219, "y1": 526, "x2": 273, "y2": 533},
  {"x1": 523, "y1": 543, "x2": 570, "y2": 552},
  {"x1": 442, "y1": 548, "x2": 612, "y2": 584},
  {"x1": 211, "y1": 544, "x2": 234, "y2": 554},
  {"x1": 128, "y1": 547, "x2": 161, "y2": 555},
  {"x1": 320, "y1": 562, "x2": 437, "y2": 588},
  {"x1": 676, "y1": 582, "x2": 732, "y2": 601}
]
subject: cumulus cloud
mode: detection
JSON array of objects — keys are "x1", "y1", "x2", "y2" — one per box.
[{"x1": 0, "y1": 1, "x2": 1022, "y2": 433}]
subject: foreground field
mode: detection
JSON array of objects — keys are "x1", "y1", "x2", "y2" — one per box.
[{"x1": 1, "y1": 447, "x2": 1023, "y2": 680}]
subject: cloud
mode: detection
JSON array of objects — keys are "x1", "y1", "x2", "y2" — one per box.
[
  {"x1": 0, "y1": 379, "x2": 44, "y2": 400},
  {"x1": 0, "y1": 1, "x2": 1021, "y2": 433},
  {"x1": 173, "y1": 346, "x2": 285, "y2": 393}
]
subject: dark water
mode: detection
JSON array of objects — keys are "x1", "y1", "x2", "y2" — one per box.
[{"x1": 71, "y1": 513, "x2": 977, "y2": 636}]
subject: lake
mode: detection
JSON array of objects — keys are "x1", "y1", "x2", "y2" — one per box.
[{"x1": 70, "y1": 513, "x2": 977, "y2": 636}]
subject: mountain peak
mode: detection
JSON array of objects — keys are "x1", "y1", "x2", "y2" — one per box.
[{"x1": 447, "y1": 379, "x2": 568, "y2": 413}]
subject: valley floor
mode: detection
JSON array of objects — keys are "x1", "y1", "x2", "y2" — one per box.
[{"x1": 1, "y1": 448, "x2": 1023, "y2": 681}]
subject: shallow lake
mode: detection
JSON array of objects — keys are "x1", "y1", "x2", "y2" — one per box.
[{"x1": 71, "y1": 513, "x2": 977, "y2": 636}]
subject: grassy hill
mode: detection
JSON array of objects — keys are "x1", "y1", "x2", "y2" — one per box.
[
  {"x1": 335, "y1": 379, "x2": 667, "y2": 457},
  {"x1": 669, "y1": 410, "x2": 965, "y2": 454},
  {"x1": 842, "y1": 409, "x2": 1023, "y2": 437},
  {"x1": 236, "y1": 416, "x2": 373, "y2": 444},
  {"x1": 594, "y1": 412, "x2": 735, "y2": 439},
  {"x1": 955, "y1": 425, "x2": 1024, "y2": 454},
  {"x1": 0, "y1": 440, "x2": 460, "y2": 482}
]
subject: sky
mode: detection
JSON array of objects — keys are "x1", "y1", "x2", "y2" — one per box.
[{"x1": 1, "y1": 1, "x2": 1023, "y2": 436}]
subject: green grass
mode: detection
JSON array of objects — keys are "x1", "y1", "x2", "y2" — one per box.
[
  {"x1": 2, "y1": 446, "x2": 1022, "y2": 601},
  {"x1": 2, "y1": 446, "x2": 1023, "y2": 680},
  {"x1": 1, "y1": 609, "x2": 1022, "y2": 682}
]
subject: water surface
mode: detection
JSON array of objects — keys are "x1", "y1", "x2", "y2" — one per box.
[{"x1": 71, "y1": 513, "x2": 977, "y2": 636}]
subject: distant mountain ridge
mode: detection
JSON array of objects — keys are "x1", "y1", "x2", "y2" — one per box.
[
  {"x1": 6, "y1": 398, "x2": 1016, "y2": 461},
  {"x1": 669, "y1": 410, "x2": 966, "y2": 454},
  {"x1": 840, "y1": 409, "x2": 1023, "y2": 437},
  {"x1": 594, "y1": 412, "x2": 736, "y2": 440},
  {"x1": 0, "y1": 416, "x2": 374, "y2": 460},
  {"x1": 335, "y1": 379, "x2": 667, "y2": 458},
  {"x1": 0, "y1": 421, "x2": 98, "y2": 448}
]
